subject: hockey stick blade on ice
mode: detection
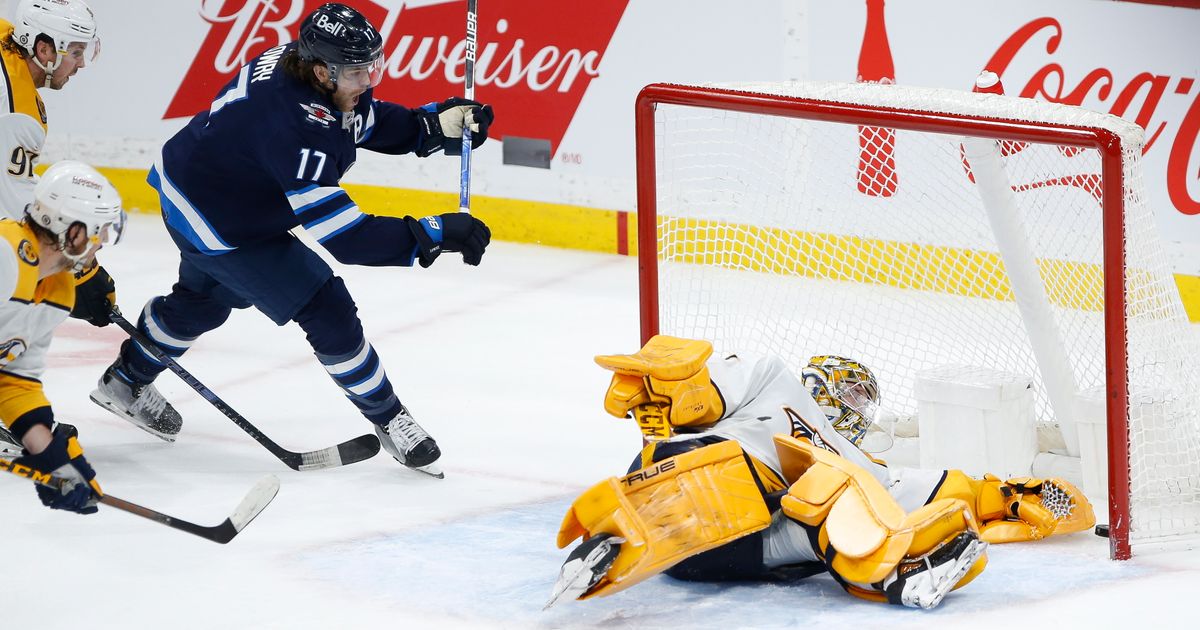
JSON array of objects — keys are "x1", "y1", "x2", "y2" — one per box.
[
  {"x1": 1, "y1": 457, "x2": 279, "y2": 544},
  {"x1": 110, "y1": 307, "x2": 381, "y2": 471}
]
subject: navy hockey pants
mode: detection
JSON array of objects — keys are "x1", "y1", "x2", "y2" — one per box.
[{"x1": 117, "y1": 224, "x2": 405, "y2": 426}]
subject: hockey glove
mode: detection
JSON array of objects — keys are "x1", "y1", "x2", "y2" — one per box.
[
  {"x1": 14, "y1": 424, "x2": 102, "y2": 515},
  {"x1": 416, "y1": 97, "x2": 495, "y2": 157},
  {"x1": 407, "y1": 213, "x2": 492, "y2": 267},
  {"x1": 972, "y1": 474, "x2": 1095, "y2": 543},
  {"x1": 71, "y1": 262, "x2": 116, "y2": 327}
]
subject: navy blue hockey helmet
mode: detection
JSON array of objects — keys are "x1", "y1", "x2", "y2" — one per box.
[{"x1": 297, "y1": 3, "x2": 385, "y2": 88}]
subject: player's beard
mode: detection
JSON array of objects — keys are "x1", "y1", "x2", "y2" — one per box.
[{"x1": 332, "y1": 89, "x2": 362, "y2": 113}]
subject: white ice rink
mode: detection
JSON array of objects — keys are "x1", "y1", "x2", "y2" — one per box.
[{"x1": 4, "y1": 213, "x2": 1198, "y2": 629}]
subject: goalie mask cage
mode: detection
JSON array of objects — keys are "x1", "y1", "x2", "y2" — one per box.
[{"x1": 634, "y1": 81, "x2": 1200, "y2": 560}]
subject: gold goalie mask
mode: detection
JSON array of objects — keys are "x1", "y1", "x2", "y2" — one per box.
[{"x1": 802, "y1": 355, "x2": 880, "y2": 446}]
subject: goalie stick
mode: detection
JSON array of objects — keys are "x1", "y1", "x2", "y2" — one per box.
[
  {"x1": 1, "y1": 456, "x2": 279, "y2": 544},
  {"x1": 110, "y1": 307, "x2": 380, "y2": 471}
]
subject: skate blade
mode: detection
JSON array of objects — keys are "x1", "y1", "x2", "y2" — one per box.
[
  {"x1": 544, "y1": 536, "x2": 624, "y2": 610},
  {"x1": 922, "y1": 539, "x2": 988, "y2": 609},
  {"x1": 409, "y1": 461, "x2": 444, "y2": 479},
  {"x1": 89, "y1": 391, "x2": 178, "y2": 443}
]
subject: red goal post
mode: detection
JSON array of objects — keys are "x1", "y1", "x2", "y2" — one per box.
[{"x1": 634, "y1": 81, "x2": 1199, "y2": 560}]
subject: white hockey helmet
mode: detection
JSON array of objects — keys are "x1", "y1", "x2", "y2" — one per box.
[
  {"x1": 26, "y1": 160, "x2": 125, "y2": 270},
  {"x1": 12, "y1": 0, "x2": 100, "y2": 79}
]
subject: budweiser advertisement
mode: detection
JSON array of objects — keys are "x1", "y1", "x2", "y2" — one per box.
[{"x1": 165, "y1": 0, "x2": 630, "y2": 154}]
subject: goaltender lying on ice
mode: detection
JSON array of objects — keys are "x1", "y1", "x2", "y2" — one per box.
[{"x1": 548, "y1": 335, "x2": 1095, "y2": 610}]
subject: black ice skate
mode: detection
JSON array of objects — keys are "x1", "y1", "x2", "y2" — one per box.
[
  {"x1": 881, "y1": 531, "x2": 988, "y2": 609},
  {"x1": 90, "y1": 360, "x2": 183, "y2": 442},
  {"x1": 0, "y1": 422, "x2": 21, "y2": 457},
  {"x1": 545, "y1": 533, "x2": 624, "y2": 609},
  {"x1": 375, "y1": 408, "x2": 442, "y2": 478}
]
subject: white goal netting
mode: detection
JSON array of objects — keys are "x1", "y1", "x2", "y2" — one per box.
[{"x1": 641, "y1": 81, "x2": 1200, "y2": 555}]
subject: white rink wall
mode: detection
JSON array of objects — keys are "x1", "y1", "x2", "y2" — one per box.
[{"x1": 4, "y1": 0, "x2": 1200, "y2": 268}]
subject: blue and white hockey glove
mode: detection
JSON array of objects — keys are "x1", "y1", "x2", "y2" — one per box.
[
  {"x1": 416, "y1": 97, "x2": 495, "y2": 157},
  {"x1": 407, "y1": 213, "x2": 492, "y2": 267},
  {"x1": 14, "y1": 424, "x2": 102, "y2": 515}
]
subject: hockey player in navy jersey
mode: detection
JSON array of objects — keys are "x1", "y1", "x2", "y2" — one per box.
[{"x1": 89, "y1": 3, "x2": 494, "y2": 477}]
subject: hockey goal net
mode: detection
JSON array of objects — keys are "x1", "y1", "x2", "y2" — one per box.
[{"x1": 634, "y1": 81, "x2": 1200, "y2": 559}]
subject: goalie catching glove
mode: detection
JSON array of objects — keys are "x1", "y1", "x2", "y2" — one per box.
[
  {"x1": 13, "y1": 424, "x2": 103, "y2": 514},
  {"x1": 933, "y1": 471, "x2": 1095, "y2": 543},
  {"x1": 416, "y1": 97, "x2": 495, "y2": 157}
]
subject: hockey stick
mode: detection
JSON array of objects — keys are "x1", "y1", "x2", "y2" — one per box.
[
  {"x1": 1, "y1": 456, "x2": 279, "y2": 544},
  {"x1": 109, "y1": 307, "x2": 381, "y2": 471},
  {"x1": 458, "y1": 0, "x2": 478, "y2": 213}
]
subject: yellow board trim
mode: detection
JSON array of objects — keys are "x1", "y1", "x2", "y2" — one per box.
[{"x1": 84, "y1": 165, "x2": 1200, "y2": 322}]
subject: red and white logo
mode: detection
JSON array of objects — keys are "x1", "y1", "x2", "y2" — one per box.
[{"x1": 166, "y1": 0, "x2": 631, "y2": 155}]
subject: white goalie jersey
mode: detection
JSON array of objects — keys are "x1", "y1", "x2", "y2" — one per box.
[{"x1": 670, "y1": 351, "x2": 947, "y2": 512}]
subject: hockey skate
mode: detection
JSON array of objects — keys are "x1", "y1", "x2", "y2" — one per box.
[
  {"x1": 545, "y1": 533, "x2": 624, "y2": 609},
  {"x1": 0, "y1": 422, "x2": 22, "y2": 457},
  {"x1": 375, "y1": 408, "x2": 443, "y2": 478},
  {"x1": 881, "y1": 531, "x2": 988, "y2": 609},
  {"x1": 90, "y1": 360, "x2": 183, "y2": 442}
]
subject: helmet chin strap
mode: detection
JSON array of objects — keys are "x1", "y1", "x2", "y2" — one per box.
[
  {"x1": 57, "y1": 231, "x2": 92, "y2": 273},
  {"x1": 33, "y1": 50, "x2": 63, "y2": 88}
]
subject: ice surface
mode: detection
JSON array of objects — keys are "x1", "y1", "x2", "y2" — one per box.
[{"x1": 4, "y1": 214, "x2": 1197, "y2": 628}]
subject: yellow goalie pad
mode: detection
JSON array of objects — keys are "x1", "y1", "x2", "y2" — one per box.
[
  {"x1": 775, "y1": 435, "x2": 984, "y2": 585},
  {"x1": 556, "y1": 440, "x2": 772, "y2": 599},
  {"x1": 595, "y1": 335, "x2": 725, "y2": 438},
  {"x1": 933, "y1": 471, "x2": 1096, "y2": 543}
]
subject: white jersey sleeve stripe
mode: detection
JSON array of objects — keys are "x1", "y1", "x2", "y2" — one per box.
[
  {"x1": 304, "y1": 203, "x2": 365, "y2": 243},
  {"x1": 154, "y1": 154, "x2": 235, "y2": 253},
  {"x1": 287, "y1": 185, "x2": 345, "y2": 215}
]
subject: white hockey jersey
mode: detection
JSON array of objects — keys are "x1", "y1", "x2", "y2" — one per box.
[
  {"x1": 672, "y1": 352, "x2": 947, "y2": 510},
  {"x1": 0, "y1": 20, "x2": 49, "y2": 221},
  {"x1": 0, "y1": 219, "x2": 72, "y2": 429}
]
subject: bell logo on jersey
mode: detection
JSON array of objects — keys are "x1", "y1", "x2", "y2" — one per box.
[{"x1": 166, "y1": 1, "x2": 631, "y2": 157}]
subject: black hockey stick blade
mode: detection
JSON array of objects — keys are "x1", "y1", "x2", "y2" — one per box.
[
  {"x1": 288, "y1": 433, "x2": 381, "y2": 471},
  {"x1": 100, "y1": 475, "x2": 280, "y2": 544},
  {"x1": 2, "y1": 458, "x2": 279, "y2": 544},
  {"x1": 110, "y1": 307, "x2": 381, "y2": 471}
]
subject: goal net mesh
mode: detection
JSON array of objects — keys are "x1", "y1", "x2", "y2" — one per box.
[{"x1": 644, "y1": 81, "x2": 1200, "y2": 552}]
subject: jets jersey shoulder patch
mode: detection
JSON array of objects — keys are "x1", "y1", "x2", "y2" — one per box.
[{"x1": 301, "y1": 102, "x2": 336, "y2": 127}]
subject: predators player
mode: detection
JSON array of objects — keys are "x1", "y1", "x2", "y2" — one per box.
[
  {"x1": 89, "y1": 4, "x2": 493, "y2": 477},
  {"x1": 0, "y1": 1, "x2": 117, "y2": 332},
  {"x1": 0, "y1": 160, "x2": 124, "y2": 514},
  {"x1": 548, "y1": 335, "x2": 1095, "y2": 610}
]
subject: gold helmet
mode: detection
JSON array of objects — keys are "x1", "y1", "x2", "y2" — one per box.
[{"x1": 801, "y1": 355, "x2": 880, "y2": 446}]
